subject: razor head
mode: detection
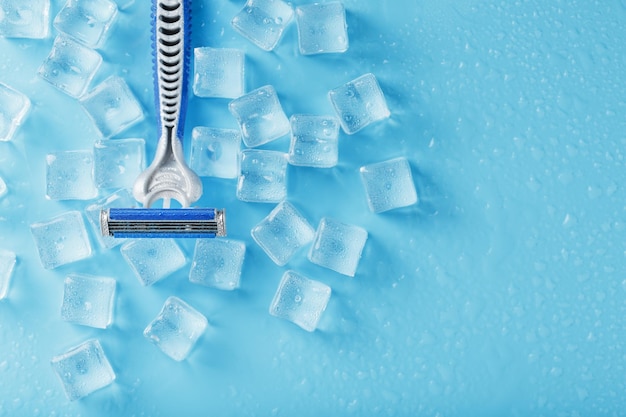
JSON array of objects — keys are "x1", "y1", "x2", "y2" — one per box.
[{"x1": 101, "y1": 208, "x2": 226, "y2": 238}]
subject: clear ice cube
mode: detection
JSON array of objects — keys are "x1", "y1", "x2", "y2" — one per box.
[
  {"x1": 228, "y1": 85, "x2": 290, "y2": 148},
  {"x1": 189, "y1": 239, "x2": 246, "y2": 290},
  {"x1": 328, "y1": 73, "x2": 390, "y2": 134},
  {"x1": 237, "y1": 149, "x2": 287, "y2": 203},
  {"x1": 30, "y1": 211, "x2": 93, "y2": 269},
  {"x1": 84, "y1": 188, "x2": 135, "y2": 249},
  {"x1": 0, "y1": 82, "x2": 31, "y2": 142},
  {"x1": 359, "y1": 157, "x2": 418, "y2": 213},
  {"x1": 60, "y1": 273, "x2": 116, "y2": 329},
  {"x1": 190, "y1": 127, "x2": 241, "y2": 179},
  {"x1": 0, "y1": 249, "x2": 16, "y2": 300},
  {"x1": 193, "y1": 47, "x2": 245, "y2": 99},
  {"x1": 308, "y1": 218, "x2": 367, "y2": 277},
  {"x1": 38, "y1": 35, "x2": 103, "y2": 98},
  {"x1": 93, "y1": 138, "x2": 145, "y2": 190},
  {"x1": 251, "y1": 201, "x2": 315, "y2": 266},
  {"x1": 0, "y1": 0, "x2": 50, "y2": 39},
  {"x1": 51, "y1": 339, "x2": 115, "y2": 401},
  {"x1": 80, "y1": 76, "x2": 144, "y2": 138},
  {"x1": 231, "y1": 0, "x2": 294, "y2": 51},
  {"x1": 144, "y1": 296, "x2": 208, "y2": 361},
  {"x1": 120, "y1": 238, "x2": 186, "y2": 286},
  {"x1": 45, "y1": 150, "x2": 98, "y2": 200},
  {"x1": 295, "y1": 2, "x2": 348, "y2": 55},
  {"x1": 269, "y1": 270, "x2": 331, "y2": 332},
  {"x1": 54, "y1": 0, "x2": 118, "y2": 48},
  {"x1": 288, "y1": 114, "x2": 339, "y2": 168}
]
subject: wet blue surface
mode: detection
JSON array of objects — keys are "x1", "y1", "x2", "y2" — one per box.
[{"x1": 1, "y1": 0, "x2": 626, "y2": 415}]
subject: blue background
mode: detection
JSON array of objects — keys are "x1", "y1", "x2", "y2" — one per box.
[{"x1": 1, "y1": 0, "x2": 626, "y2": 415}]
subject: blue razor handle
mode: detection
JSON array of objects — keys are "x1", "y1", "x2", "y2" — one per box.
[
  {"x1": 102, "y1": 208, "x2": 226, "y2": 238},
  {"x1": 132, "y1": 0, "x2": 202, "y2": 209}
]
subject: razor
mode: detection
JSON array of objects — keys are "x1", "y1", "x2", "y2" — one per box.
[{"x1": 101, "y1": 0, "x2": 226, "y2": 238}]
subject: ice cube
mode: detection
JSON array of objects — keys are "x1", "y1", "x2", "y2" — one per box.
[
  {"x1": 45, "y1": 150, "x2": 97, "y2": 200},
  {"x1": 38, "y1": 35, "x2": 103, "y2": 98},
  {"x1": 228, "y1": 85, "x2": 290, "y2": 147},
  {"x1": 0, "y1": 0, "x2": 50, "y2": 39},
  {"x1": 251, "y1": 201, "x2": 315, "y2": 266},
  {"x1": 288, "y1": 114, "x2": 339, "y2": 168},
  {"x1": 0, "y1": 82, "x2": 31, "y2": 142},
  {"x1": 0, "y1": 249, "x2": 16, "y2": 300},
  {"x1": 79, "y1": 76, "x2": 144, "y2": 138},
  {"x1": 190, "y1": 127, "x2": 241, "y2": 179},
  {"x1": 93, "y1": 138, "x2": 145, "y2": 190},
  {"x1": 308, "y1": 218, "x2": 367, "y2": 277},
  {"x1": 84, "y1": 188, "x2": 136, "y2": 249},
  {"x1": 144, "y1": 296, "x2": 208, "y2": 361},
  {"x1": 328, "y1": 73, "x2": 390, "y2": 134},
  {"x1": 120, "y1": 238, "x2": 186, "y2": 286},
  {"x1": 237, "y1": 149, "x2": 287, "y2": 203},
  {"x1": 0, "y1": 176, "x2": 6, "y2": 198},
  {"x1": 54, "y1": 0, "x2": 118, "y2": 48},
  {"x1": 189, "y1": 239, "x2": 246, "y2": 290},
  {"x1": 51, "y1": 339, "x2": 115, "y2": 401},
  {"x1": 60, "y1": 273, "x2": 115, "y2": 329},
  {"x1": 193, "y1": 47, "x2": 245, "y2": 99},
  {"x1": 269, "y1": 270, "x2": 331, "y2": 332},
  {"x1": 30, "y1": 211, "x2": 93, "y2": 269},
  {"x1": 231, "y1": 0, "x2": 294, "y2": 51},
  {"x1": 295, "y1": 2, "x2": 348, "y2": 55},
  {"x1": 359, "y1": 157, "x2": 418, "y2": 213}
]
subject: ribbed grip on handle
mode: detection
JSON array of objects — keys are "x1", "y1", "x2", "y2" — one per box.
[{"x1": 153, "y1": 0, "x2": 191, "y2": 142}]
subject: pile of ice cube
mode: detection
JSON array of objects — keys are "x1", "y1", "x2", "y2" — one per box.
[{"x1": 0, "y1": 0, "x2": 420, "y2": 402}]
